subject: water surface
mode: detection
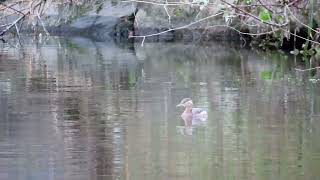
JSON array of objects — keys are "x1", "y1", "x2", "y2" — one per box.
[{"x1": 0, "y1": 37, "x2": 320, "y2": 180}]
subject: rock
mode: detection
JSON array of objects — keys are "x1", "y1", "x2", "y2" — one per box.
[
  {"x1": 25, "y1": 0, "x2": 137, "y2": 40},
  {"x1": 133, "y1": 0, "x2": 241, "y2": 42}
]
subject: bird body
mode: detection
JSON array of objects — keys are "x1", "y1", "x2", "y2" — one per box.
[{"x1": 177, "y1": 98, "x2": 208, "y2": 122}]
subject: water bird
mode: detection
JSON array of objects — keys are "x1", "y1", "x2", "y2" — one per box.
[{"x1": 176, "y1": 98, "x2": 208, "y2": 122}]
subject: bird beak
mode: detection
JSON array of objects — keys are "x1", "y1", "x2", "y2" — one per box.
[{"x1": 176, "y1": 103, "x2": 184, "y2": 107}]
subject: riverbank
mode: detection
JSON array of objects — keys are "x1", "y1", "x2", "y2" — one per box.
[{"x1": 0, "y1": 0, "x2": 319, "y2": 54}]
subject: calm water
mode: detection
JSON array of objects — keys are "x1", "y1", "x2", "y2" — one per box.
[{"x1": 0, "y1": 37, "x2": 319, "y2": 180}]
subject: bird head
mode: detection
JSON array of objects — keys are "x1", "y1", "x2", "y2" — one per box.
[{"x1": 176, "y1": 98, "x2": 193, "y2": 108}]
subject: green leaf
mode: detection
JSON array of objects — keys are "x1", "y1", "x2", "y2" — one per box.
[
  {"x1": 308, "y1": 49, "x2": 315, "y2": 55},
  {"x1": 259, "y1": 8, "x2": 271, "y2": 22},
  {"x1": 276, "y1": 15, "x2": 284, "y2": 23},
  {"x1": 260, "y1": 70, "x2": 272, "y2": 80},
  {"x1": 173, "y1": 7, "x2": 183, "y2": 16}
]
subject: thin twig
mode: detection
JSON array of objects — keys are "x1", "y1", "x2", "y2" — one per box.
[
  {"x1": 122, "y1": 0, "x2": 196, "y2": 6},
  {"x1": 163, "y1": 5, "x2": 171, "y2": 27},
  {"x1": 131, "y1": 12, "x2": 223, "y2": 38},
  {"x1": 15, "y1": 23, "x2": 22, "y2": 46},
  {"x1": 0, "y1": 23, "x2": 13, "y2": 27},
  {"x1": 0, "y1": 2, "x2": 26, "y2": 15},
  {"x1": 219, "y1": 0, "x2": 288, "y2": 28},
  {"x1": 141, "y1": 36, "x2": 146, "y2": 46},
  {"x1": 287, "y1": 0, "x2": 300, "y2": 6},
  {"x1": 123, "y1": 0, "x2": 283, "y2": 7},
  {"x1": 295, "y1": 66, "x2": 320, "y2": 72},
  {"x1": 0, "y1": 8, "x2": 29, "y2": 20},
  {"x1": 14, "y1": 23, "x2": 20, "y2": 38},
  {"x1": 280, "y1": 27, "x2": 320, "y2": 45},
  {"x1": 0, "y1": 1, "x2": 24, "y2": 11},
  {"x1": 0, "y1": 13, "x2": 28, "y2": 36},
  {"x1": 37, "y1": 12, "x2": 50, "y2": 35},
  {"x1": 132, "y1": 3, "x2": 138, "y2": 27},
  {"x1": 286, "y1": 5, "x2": 319, "y2": 35},
  {"x1": 207, "y1": 24, "x2": 278, "y2": 36},
  {"x1": 256, "y1": 0, "x2": 275, "y2": 13}
]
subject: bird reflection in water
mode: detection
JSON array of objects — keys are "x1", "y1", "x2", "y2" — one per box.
[{"x1": 176, "y1": 98, "x2": 208, "y2": 135}]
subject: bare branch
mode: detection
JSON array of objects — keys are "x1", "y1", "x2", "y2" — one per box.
[
  {"x1": 15, "y1": 23, "x2": 20, "y2": 38},
  {"x1": 0, "y1": 2, "x2": 26, "y2": 15},
  {"x1": 131, "y1": 12, "x2": 223, "y2": 39},
  {"x1": 256, "y1": 0, "x2": 275, "y2": 13},
  {"x1": 295, "y1": 67, "x2": 320, "y2": 72},
  {"x1": 0, "y1": 13, "x2": 28, "y2": 37},
  {"x1": 286, "y1": 5, "x2": 320, "y2": 35},
  {"x1": 163, "y1": 5, "x2": 171, "y2": 27},
  {"x1": 122, "y1": 0, "x2": 198, "y2": 6},
  {"x1": 207, "y1": 24, "x2": 278, "y2": 36},
  {"x1": 219, "y1": 0, "x2": 288, "y2": 28},
  {"x1": 280, "y1": 27, "x2": 320, "y2": 45},
  {"x1": 37, "y1": 12, "x2": 50, "y2": 35}
]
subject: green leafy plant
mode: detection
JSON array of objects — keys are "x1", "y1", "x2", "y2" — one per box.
[
  {"x1": 258, "y1": 8, "x2": 271, "y2": 22},
  {"x1": 173, "y1": 7, "x2": 183, "y2": 17},
  {"x1": 260, "y1": 70, "x2": 272, "y2": 80}
]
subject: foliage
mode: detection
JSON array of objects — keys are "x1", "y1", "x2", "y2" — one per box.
[
  {"x1": 260, "y1": 70, "x2": 272, "y2": 80},
  {"x1": 258, "y1": 8, "x2": 271, "y2": 22}
]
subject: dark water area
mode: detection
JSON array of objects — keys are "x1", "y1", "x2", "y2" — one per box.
[{"x1": 0, "y1": 37, "x2": 319, "y2": 180}]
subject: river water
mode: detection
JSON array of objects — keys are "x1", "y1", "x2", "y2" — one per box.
[{"x1": 0, "y1": 37, "x2": 319, "y2": 180}]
